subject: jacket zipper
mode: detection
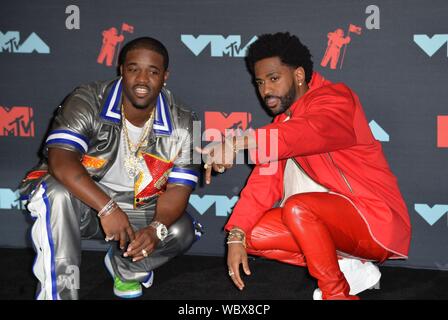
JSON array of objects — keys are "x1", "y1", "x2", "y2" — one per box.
[{"x1": 326, "y1": 153, "x2": 354, "y2": 194}]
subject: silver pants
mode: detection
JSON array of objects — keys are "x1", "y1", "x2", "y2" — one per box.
[{"x1": 27, "y1": 174, "x2": 201, "y2": 300}]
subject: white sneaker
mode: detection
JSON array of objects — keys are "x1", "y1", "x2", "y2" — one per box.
[{"x1": 312, "y1": 258, "x2": 381, "y2": 300}]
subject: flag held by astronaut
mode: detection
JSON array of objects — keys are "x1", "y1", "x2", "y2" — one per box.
[
  {"x1": 121, "y1": 23, "x2": 134, "y2": 33},
  {"x1": 349, "y1": 24, "x2": 362, "y2": 35}
]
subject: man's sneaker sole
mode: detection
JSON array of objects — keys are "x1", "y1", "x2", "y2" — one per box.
[{"x1": 113, "y1": 286, "x2": 142, "y2": 299}]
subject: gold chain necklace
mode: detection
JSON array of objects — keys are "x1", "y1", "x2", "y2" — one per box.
[{"x1": 121, "y1": 104, "x2": 155, "y2": 178}]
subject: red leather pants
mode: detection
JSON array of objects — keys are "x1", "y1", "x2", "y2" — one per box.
[{"x1": 245, "y1": 192, "x2": 389, "y2": 299}]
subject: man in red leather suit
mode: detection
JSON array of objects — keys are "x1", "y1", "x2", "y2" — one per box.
[{"x1": 200, "y1": 32, "x2": 411, "y2": 300}]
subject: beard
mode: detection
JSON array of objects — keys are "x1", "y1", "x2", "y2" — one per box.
[
  {"x1": 131, "y1": 100, "x2": 151, "y2": 109},
  {"x1": 264, "y1": 84, "x2": 297, "y2": 116}
]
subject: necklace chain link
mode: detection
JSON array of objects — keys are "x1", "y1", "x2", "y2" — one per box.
[{"x1": 121, "y1": 104, "x2": 155, "y2": 178}]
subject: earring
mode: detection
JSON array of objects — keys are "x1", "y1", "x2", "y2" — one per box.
[
  {"x1": 299, "y1": 82, "x2": 302, "y2": 86},
  {"x1": 163, "y1": 82, "x2": 167, "y2": 87}
]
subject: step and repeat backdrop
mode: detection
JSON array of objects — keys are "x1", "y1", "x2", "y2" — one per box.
[{"x1": 1, "y1": 0, "x2": 447, "y2": 270}]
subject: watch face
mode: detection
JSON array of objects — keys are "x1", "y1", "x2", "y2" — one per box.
[
  {"x1": 151, "y1": 221, "x2": 168, "y2": 240},
  {"x1": 157, "y1": 225, "x2": 168, "y2": 240}
]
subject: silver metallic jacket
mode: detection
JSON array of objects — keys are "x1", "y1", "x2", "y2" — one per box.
[{"x1": 20, "y1": 77, "x2": 199, "y2": 207}]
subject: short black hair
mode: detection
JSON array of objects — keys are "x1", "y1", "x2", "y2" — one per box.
[
  {"x1": 246, "y1": 32, "x2": 313, "y2": 83},
  {"x1": 118, "y1": 37, "x2": 169, "y2": 70}
]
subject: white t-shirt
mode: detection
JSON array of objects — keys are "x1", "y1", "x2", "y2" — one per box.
[
  {"x1": 100, "y1": 118, "x2": 150, "y2": 193},
  {"x1": 279, "y1": 116, "x2": 328, "y2": 207}
]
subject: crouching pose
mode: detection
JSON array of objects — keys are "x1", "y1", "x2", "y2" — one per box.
[
  {"x1": 20, "y1": 37, "x2": 202, "y2": 300},
  {"x1": 200, "y1": 32, "x2": 411, "y2": 300}
]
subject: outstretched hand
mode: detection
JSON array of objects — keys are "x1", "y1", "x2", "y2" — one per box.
[{"x1": 196, "y1": 140, "x2": 235, "y2": 184}]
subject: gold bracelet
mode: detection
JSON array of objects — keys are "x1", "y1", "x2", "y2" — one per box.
[
  {"x1": 226, "y1": 240, "x2": 246, "y2": 248},
  {"x1": 228, "y1": 227, "x2": 246, "y2": 237},
  {"x1": 227, "y1": 227, "x2": 246, "y2": 247}
]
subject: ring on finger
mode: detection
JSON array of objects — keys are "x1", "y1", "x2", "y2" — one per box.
[
  {"x1": 141, "y1": 249, "x2": 148, "y2": 257},
  {"x1": 105, "y1": 235, "x2": 114, "y2": 242},
  {"x1": 228, "y1": 270, "x2": 235, "y2": 277}
]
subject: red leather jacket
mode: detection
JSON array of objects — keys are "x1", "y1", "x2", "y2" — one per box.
[{"x1": 225, "y1": 72, "x2": 411, "y2": 258}]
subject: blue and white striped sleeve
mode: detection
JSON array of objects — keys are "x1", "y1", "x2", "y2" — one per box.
[
  {"x1": 44, "y1": 89, "x2": 94, "y2": 156},
  {"x1": 167, "y1": 110, "x2": 200, "y2": 189},
  {"x1": 45, "y1": 129, "x2": 89, "y2": 154},
  {"x1": 168, "y1": 167, "x2": 199, "y2": 189}
]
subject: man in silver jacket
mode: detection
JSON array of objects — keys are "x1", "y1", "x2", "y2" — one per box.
[{"x1": 19, "y1": 37, "x2": 202, "y2": 300}]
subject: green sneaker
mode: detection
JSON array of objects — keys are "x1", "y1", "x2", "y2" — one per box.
[
  {"x1": 113, "y1": 276, "x2": 142, "y2": 299},
  {"x1": 104, "y1": 248, "x2": 142, "y2": 299}
]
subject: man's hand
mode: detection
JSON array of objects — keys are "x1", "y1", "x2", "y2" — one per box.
[
  {"x1": 124, "y1": 226, "x2": 159, "y2": 262},
  {"x1": 100, "y1": 208, "x2": 135, "y2": 250},
  {"x1": 227, "y1": 243, "x2": 251, "y2": 290},
  {"x1": 196, "y1": 140, "x2": 235, "y2": 184}
]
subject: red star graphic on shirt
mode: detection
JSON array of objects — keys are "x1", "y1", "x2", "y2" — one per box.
[{"x1": 134, "y1": 153, "x2": 173, "y2": 207}]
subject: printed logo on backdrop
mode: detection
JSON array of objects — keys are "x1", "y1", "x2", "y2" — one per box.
[
  {"x1": 0, "y1": 189, "x2": 24, "y2": 210},
  {"x1": 189, "y1": 194, "x2": 238, "y2": 217},
  {"x1": 97, "y1": 23, "x2": 134, "y2": 67},
  {"x1": 414, "y1": 35, "x2": 448, "y2": 57},
  {"x1": 0, "y1": 31, "x2": 49, "y2": 54},
  {"x1": 320, "y1": 5, "x2": 380, "y2": 70},
  {"x1": 437, "y1": 116, "x2": 448, "y2": 147},
  {"x1": 0, "y1": 106, "x2": 34, "y2": 137},
  {"x1": 204, "y1": 112, "x2": 253, "y2": 141},
  {"x1": 320, "y1": 24, "x2": 362, "y2": 70},
  {"x1": 415, "y1": 204, "x2": 448, "y2": 226},
  {"x1": 181, "y1": 35, "x2": 257, "y2": 57}
]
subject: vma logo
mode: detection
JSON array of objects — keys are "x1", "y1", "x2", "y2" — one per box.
[
  {"x1": 414, "y1": 34, "x2": 448, "y2": 57},
  {"x1": 0, "y1": 189, "x2": 24, "y2": 210},
  {"x1": 415, "y1": 204, "x2": 448, "y2": 226},
  {"x1": 189, "y1": 195, "x2": 239, "y2": 217},
  {"x1": 97, "y1": 23, "x2": 134, "y2": 67},
  {"x1": 0, "y1": 106, "x2": 35, "y2": 137},
  {"x1": 321, "y1": 24, "x2": 362, "y2": 70},
  {"x1": 204, "y1": 111, "x2": 253, "y2": 141},
  {"x1": 181, "y1": 35, "x2": 257, "y2": 57},
  {"x1": 0, "y1": 31, "x2": 49, "y2": 54}
]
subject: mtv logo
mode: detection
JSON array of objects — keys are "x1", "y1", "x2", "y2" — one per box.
[
  {"x1": 437, "y1": 116, "x2": 448, "y2": 148},
  {"x1": 415, "y1": 204, "x2": 448, "y2": 226},
  {"x1": 0, "y1": 31, "x2": 50, "y2": 54},
  {"x1": 0, "y1": 188, "x2": 24, "y2": 210},
  {"x1": 413, "y1": 34, "x2": 448, "y2": 57},
  {"x1": 0, "y1": 106, "x2": 35, "y2": 137},
  {"x1": 189, "y1": 194, "x2": 239, "y2": 216},
  {"x1": 204, "y1": 112, "x2": 252, "y2": 141},
  {"x1": 181, "y1": 35, "x2": 257, "y2": 57}
]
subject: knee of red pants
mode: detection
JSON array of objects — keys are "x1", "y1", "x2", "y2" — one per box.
[{"x1": 281, "y1": 195, "x2": 319, "y2": 226}]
